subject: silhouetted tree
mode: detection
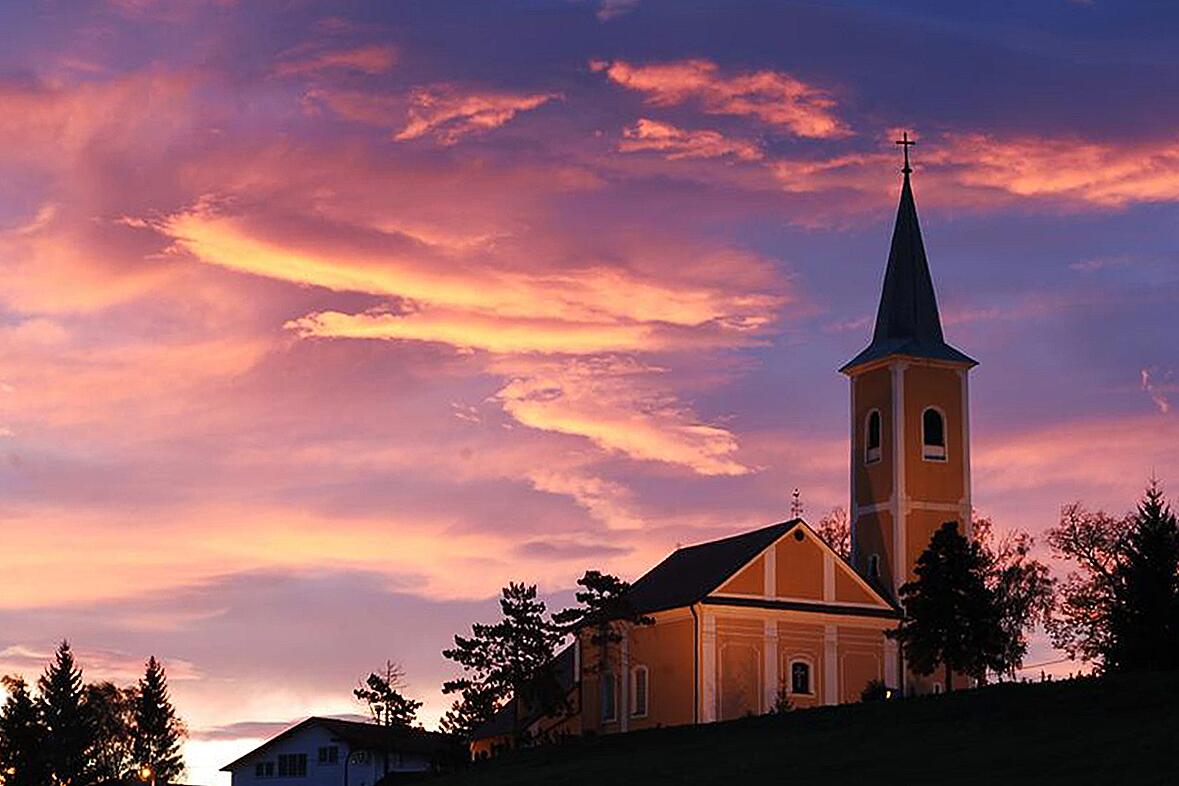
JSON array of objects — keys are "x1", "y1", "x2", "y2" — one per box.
[
  {"x1": 552, "y1": 570, "x2": 653, "y2": 678},
  {"x1": 892, "y1": 522, "x2": 1006, "y2": 691},
  {"x1": 437, "y1": 681, "x2": 498, "y2": 741},
  {"x1": 85, "y1": 681, "x2": 136, "y2": 783},
  {"x1": 1049, "y1": 480, "x2": 1179, "y2": 672},
  {"x1": 816, "y1": 507, "x2": 851, "y2": 561},
  {"x1": 442, "y1": 583, "x2": 561, "y2": 745},
  {"x1": 132, "y1": 656, "x2": 186, "y2": 784},
  {"x1": 0, "y1": 675, "x2": 48, "y2": 786},
  {"x1": 973, "y1": 517, "x2": 1056, "y2": 679},
  {"x1": 354, "y1": 661, "x2": 423, "y2": 728},
  {"x1": 39, "y1": 640, "x2": 95, "y2": 785}
]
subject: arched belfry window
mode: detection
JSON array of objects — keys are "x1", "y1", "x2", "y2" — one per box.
[
  {"x1": 922, "y1": 407, "x2": 947, "y2": 461},
  {"x1": 865, "y1": 410, "x2": 882, "y2": 464}
]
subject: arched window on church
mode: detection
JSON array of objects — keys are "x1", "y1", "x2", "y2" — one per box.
[
  {"x1": 789, "y1": 660, "x2": 813, "y2": 695},
  {"x1": 601, "y1": 670, "x2": 618, "y2": 722},
  {"x1": 922, "y1": 407, "x2": 946, "y2": 461},
  {"x1": 630, "y1": 665, "x2": 649, "y2": 718},
  {"x1": 865, "y1": 410, "x2": 882, "y2": 464}
]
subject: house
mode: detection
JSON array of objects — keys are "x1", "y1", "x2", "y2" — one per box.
[
  {"x1": 472, "y1": 142, "x2": 977, "y2": 751},
  {"x1": 221, "y1": 717, "x2": 461, "y2": 786}
]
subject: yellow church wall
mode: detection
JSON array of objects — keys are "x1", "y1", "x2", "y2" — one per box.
[
  {"x1": 717, "y1": 555, "x2": 764, "y2": 595},
  {"x1": 627, "y1": 615, "x2": 696, "y2": 730},
  {"x1": 837, "y1": 626, "x2": 886, "y2": 703},
  {"x1": 834, "y1": 565, "x2": 878, "y2": 605},
  {"x1": 774, "y1": 533, "x2": 824, "y2": 600},
  {"x1": 853, "y1": 366, "x2": 894, "y2": 508},
  {"x1": 717, "y1": 617, "x2": 765, "y2": 719},
  {"x1": 902, "y1": 363, "x2": 965, "y2": 505}
]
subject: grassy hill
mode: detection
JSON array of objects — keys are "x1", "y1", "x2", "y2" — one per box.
[{"x1": 434, "y1": 672, "x2": 1178, "y2": 785}]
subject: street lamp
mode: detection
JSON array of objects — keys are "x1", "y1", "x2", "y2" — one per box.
[{"x1": 139, "y1": 765, "x2": 156, "y2": 786}]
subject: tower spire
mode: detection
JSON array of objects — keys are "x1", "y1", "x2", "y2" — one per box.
[{"x1": 840, "y1": 139, "x2": 976, "y2": 373}]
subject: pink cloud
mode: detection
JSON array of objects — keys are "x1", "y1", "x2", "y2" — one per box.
[
  {"x1": 619, "y1": 118, "x2": 763, "y2": 161},
  {"x1": 393, "y1": 86, "x2": 560, "y2": 144},
  {"x1": 594, "y1": 58, "x2": 849, "y2": 139},
  {"x1": 274, "y1": 45, "x2": 397, "y2": 77}
]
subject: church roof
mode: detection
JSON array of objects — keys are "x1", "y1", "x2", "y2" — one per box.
[
  {"x1": 841, "y1": 166, "x2": 976, "y2": 373},
  {"x1": 626, "y1": 520, "x2": 802, "y2": 614}
]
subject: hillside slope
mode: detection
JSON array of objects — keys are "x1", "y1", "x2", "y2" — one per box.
[{"x1": 435, "y1": 673, "x2": 1178, "y2": 785}]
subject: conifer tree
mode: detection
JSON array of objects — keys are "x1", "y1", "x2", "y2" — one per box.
[
  {"x1": 437, "y1": 681, "x2": 499, "y2": 741},
  {"x1": 892, "y1": 522, "x2": 1006, "y2": 691},
  {"x1": 552, "y1": 570, "x2": 653, "y2": 677},
  {"x1": 1106, "y1": 480, "x2": 1179, "y2": 671},
  {"x1": 132, "y1": 657, "x2": 186, "y2": 784},
  {"x1": 1048, "y1": 479, "x2": 1179, "y2": 672},
  {"x1": 38, "y1": 640, "x2": 95, "y2": 785},
  {"x1": 353, "y1": 661, "x2": 423, "y2": 728},
  {"x1": 442, "y1": 583, "x2": 561, "y2": 745},
  {"x1": 0, "y1": 675, "x2": 48, "y2": 786}
]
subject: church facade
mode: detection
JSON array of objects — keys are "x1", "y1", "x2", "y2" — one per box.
[{"x1": 472, "y1": 153, "x2": 976, "y2": 754}]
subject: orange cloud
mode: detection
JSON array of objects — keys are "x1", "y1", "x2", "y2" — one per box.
[
  {"x1": 157, "y1": 201, "x2": 781, "y2": 330},
  {"x1": 393, "y1": 86, "x2": 560, "y2": 144},
  {"x1": 493, "y1": 357, "x2": 752, "y2": 476},
  {"x1": 274, "y1": 45, "x2": 396, "y2": 77},
  {"x1": 594, "y1": 58, "x2": 848, "y2": 139},
  {"x1": 286, "y1": 307, "x2": 666, "y2": 355},
  {"x1": 619, "y1": 118, "x2": 763, "y2": 161}
]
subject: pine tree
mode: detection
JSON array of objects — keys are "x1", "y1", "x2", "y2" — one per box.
[
  {"x1": 353, "y1": 661, "x2": 423, "y2": 728},
  {"x1": 132, "y1": 657, "x2": 186, "y2": 784},
  {"x1": 552, "y1": 570, "x2": 653, "y2": 678},
  {"x1": 437, "y1": 681, "x2": 498, "y2": 741},
  {"x1": 1107, "y1": 480, "x2": 1179, "y2": 672},
  {"x1": 442, "y1": 583, "x2": 561, "y2": 745},
  {"x1": 38, "y1": 640, "x2": 95, "y2": 785},
  {"x1": 892, "y1": 522, "x2": 1006, "y2": 691},
  {"x1": 0, "y1": 675, "x2": 48, "y2": 786}
]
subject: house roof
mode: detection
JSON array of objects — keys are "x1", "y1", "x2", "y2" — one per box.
[
  {"x1": 220, "y1": 717, "x2": 458, "y2": 771},
  {"x1": 627, "y1": 519, "x2": 803, "y2": 614},
  {"x1": 841, "y1": 169, "x2": 976, "y2": 373}
]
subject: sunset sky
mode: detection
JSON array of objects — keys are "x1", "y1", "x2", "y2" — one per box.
[{"x1": 2, "y1": 1, "x2": 1178, "y2": 782}]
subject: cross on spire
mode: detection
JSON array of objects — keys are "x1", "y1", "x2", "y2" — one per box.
[{"x1": 896, "y1": 131, "x2": 915, "y2": 175}]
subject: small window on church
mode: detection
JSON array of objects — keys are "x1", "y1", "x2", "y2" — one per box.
[
  {"x1": 601, "y1": 670, "x2": 618, "y2": 722},
  {"x1": 865, "y1": 410, "x2": 882, "y2": 464},
  {"x1": 868, "y1": 553, "x2": 880, "y2": 579},
  {"x1": 630, "y1": 665, "x2": 649, "y2": 718},
  {"x1": 789, "y1": 660, "x2": 813, "y2": 695},
  {"x1": 922, "y1": 407, "x2": 946, "y2": 461}
]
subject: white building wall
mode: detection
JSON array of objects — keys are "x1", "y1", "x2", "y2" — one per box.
[{"x1": 227, "y1": 723, "x2": 433, "y2": 786}]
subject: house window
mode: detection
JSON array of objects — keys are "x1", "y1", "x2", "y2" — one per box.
[
  {"x1": 277, "y1": 753, "x2": 307, "y2": 777},
  {"x1": 601, "y1": 670, "x2": 618, "y2": 722},
  {"x1": 790, "y1": 660, "x2": 813, "y2": 695},
  {"x1": 317, "y1": 745, "x2": 339, "y2": 765},
  {"x1": 922, "y1": 407, "x2": 946, "y2": 460},
  {"x1": 255, "y1": 762, "x2": 276, "y2": 778},
  {"x1": 865, "y1": 409, "x2": 882, "y2": 464},
  {"x1": 630, "y1": 665, "x2": 649, "y2": 718}
]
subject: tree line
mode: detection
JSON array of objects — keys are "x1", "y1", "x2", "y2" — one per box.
[
  {"x1": 0, "y1": 641, "x2": 186, "y2": 786},
  {"x1": 348, "y1": 479, "x2": 1179, "y2": 748}
]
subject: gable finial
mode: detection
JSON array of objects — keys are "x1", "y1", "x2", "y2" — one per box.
[
  {"x1": 896, "y1": 131, "x2": 915, "y2": 175},
  {"x1": 790, "y1": 488, "x2": 803, "y2": 519}
]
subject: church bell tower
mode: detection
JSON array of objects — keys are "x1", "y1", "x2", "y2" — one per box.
[{"x1": 841, "y1": 134, "x2": 977, "y2": 606}]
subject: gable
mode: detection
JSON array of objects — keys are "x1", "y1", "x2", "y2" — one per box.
[
  {"x1": 707, "y1": 521, "x2": 894, "y2": 613},
  {"x1": 717, "y1": 555, "x2": 764, "y2": 594}
]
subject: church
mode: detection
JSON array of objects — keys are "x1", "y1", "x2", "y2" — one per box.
[{"x1": 472, "y1": 142, "x2": 977, "y2": 753}]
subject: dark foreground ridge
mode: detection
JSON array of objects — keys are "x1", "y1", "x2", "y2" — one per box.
[{"x1": 433, "y1": 672, "x2": 1178, "y2": 785}]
